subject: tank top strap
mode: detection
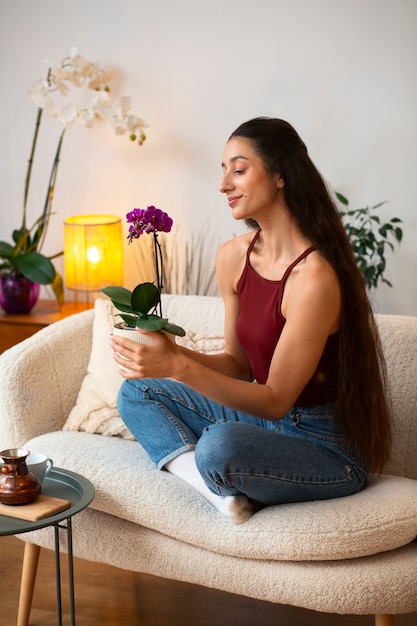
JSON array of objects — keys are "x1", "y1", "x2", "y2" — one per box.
[
  {"x1": 246, "y1": 229, "x2": 261, "y2": 262},
  {"x1": 280, "y1": 246, "x2": 316, "y2": 284},
  {"x1": 243, "y1": 231, "x2": 315, "y2": 289}
]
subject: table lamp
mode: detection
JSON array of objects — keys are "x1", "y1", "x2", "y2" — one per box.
[{"x1": 64, "y1": 215, "x2": 124, "y2": 302}]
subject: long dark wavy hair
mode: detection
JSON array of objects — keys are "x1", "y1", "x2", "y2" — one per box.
[{"x1": 230, "y1": 117, "x2": 391, "y2": 473}]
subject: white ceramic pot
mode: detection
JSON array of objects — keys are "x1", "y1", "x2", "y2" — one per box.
[{"x1": 112, "y1": 323, "x2": 174, "y2": 373}]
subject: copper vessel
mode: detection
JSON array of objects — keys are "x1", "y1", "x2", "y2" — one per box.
[{"x1": 0, "y1": 448, "x2": 41, "y2": 505}]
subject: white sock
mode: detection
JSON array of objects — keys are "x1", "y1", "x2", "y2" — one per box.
[{"x1": 165, "y1": 450, "x2": 253, "y2": 524}]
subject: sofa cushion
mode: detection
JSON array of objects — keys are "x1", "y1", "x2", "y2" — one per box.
[
  {"x1": 63, "y1": 297, "x2": 224, "y2": 439},
  {"x1": 25, "y1": 431, "x2": 417, "y2": 562}
]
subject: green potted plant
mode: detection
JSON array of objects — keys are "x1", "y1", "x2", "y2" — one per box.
[
  {"x1": 102, "y1": 206, "x2": 185, "y2": 338},
  {"x1": 336, "y1": 192, "x2": 403, "y2": 289},
  {"x1": 0, "y1": 118, "x2": 64, "y2": 312},
  {"x1": 0, "y1": 49, "x2": 147, "y2": 314},
  {"x1": 102, "y1": 281, "x2": 185, "y2": 337}
]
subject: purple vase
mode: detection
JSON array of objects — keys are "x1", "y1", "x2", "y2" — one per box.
[{"x1": 0, "y1": 275, "x2": 41, "y2": 314}]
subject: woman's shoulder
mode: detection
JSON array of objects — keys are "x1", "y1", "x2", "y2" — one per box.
[
  {"x1": 218, "y1": 231, "x2": 257, "y2": 258},
  {"x1": 289, "y1": 249, "x2": 339, "y2": 298},
  {"x1": 217, "y1": 231, "x2": 256, "y2": 292},
  {"x1": 284, "y1": 250, "x2": 341, "y2": 332}
]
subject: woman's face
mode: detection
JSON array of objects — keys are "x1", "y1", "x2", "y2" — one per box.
[{"x1": 220, "y1": 137, "x2": 283, "y2": 222}]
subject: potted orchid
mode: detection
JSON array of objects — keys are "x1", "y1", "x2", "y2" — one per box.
[
  {"x1": 102, "y1": 206, "x2": 185, "y2": 338},
  {"x1": 0, "y1": 49, "x2": 147, "y2": 314}
]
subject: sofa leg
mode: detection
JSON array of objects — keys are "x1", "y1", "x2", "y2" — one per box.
[
  {"x1": 375, "y1": 615, "x2": 394, "y2": 626},
  {"x1": 17, "y1": 542, "x2": 41, "y2": 626}
]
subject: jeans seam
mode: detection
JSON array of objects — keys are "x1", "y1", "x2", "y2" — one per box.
[
  {"x1": 143, "y1": 385, "x2": 217, "y2": 422},
  {"x1": 226, "y1": 469, "x2": 356, "y2": 486}
]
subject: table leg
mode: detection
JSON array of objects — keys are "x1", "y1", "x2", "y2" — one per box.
[
  {"x1": 67, "y1": 517, "x2": 75, "y2": 626},
  {"x1": 16, "y1": 519, "x2": 76, "y2": 626},
  {"x1": 55, "y1": 518, "x2": 76, "y2": 626},
  {"x1": 17, "y1": 542, "x2": 41, "y2": 626},
  {"x1": 54, "y1": 524, "x2": 63, "y2": 626}
]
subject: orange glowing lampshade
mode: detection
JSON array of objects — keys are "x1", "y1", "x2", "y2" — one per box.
[{"x1": 64, "y1": 215, "x2": 123, "y2": 292}]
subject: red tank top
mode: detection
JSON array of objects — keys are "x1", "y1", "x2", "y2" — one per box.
[{"x1": 236, "y1": 230, "x2": 338, "y2": 406}]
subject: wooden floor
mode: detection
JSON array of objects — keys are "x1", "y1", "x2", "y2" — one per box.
[{"x1": 1, "y1": 536, "x2": 416, "y2": 626}]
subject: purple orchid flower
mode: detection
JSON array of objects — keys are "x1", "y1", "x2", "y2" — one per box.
[
  {"x1": 126, "y1": 206, "x2": 173, "y2": 243},
  {"x1": 125, "y1": 205, "x2": 174, "y2": 316}
]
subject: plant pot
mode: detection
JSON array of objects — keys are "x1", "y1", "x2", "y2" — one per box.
[
  {"x1": 113, "y1": 322, "x2": 175, "y2": 374},
  {"x1": 0, "y1": 275, "x2": 41, "y2": 314}
]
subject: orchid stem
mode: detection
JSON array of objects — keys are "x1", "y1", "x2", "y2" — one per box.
[
  {"x1": 153, "y1": 233, "x2": 163, "y2": 317},
  {"x1": 37, "y1": 129, "x2": 65, "y2": 253},
  {"x1": 23, "y1": 108, "x2": 43, "y2": 229}
]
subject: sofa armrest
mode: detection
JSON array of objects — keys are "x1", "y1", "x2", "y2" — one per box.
[{"x1": 0, "y1": 308, "x2": 94, "y2": 450}]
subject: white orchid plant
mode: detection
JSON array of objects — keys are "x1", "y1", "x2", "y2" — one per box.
[
  {"x1": 0, "y1": 49, "x2": 147, "y2": 305},
  {"x1": 27, "y1": 49, "x2": 147, "y2": 141}
]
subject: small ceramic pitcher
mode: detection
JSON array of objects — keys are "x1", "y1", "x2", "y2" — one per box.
[{"x1": 0, "y1": 448, "x2": 41, "y2": 505}]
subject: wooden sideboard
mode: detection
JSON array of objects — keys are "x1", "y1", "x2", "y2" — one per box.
[{"x1": 0, "y1": 300, "x2": 91, "y2": 353}]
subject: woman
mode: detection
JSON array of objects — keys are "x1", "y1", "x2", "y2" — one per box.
[{"x1": 112, "y1": 117, "x2": 391, "y2": 524}]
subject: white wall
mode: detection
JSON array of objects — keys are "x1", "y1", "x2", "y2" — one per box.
[{"x1": 1, "y1": 0, "x2": 416, "y2": 313}]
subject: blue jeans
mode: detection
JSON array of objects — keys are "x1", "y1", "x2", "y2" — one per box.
[{"x1": 117, "y1": 378, "x2": 367, "y2": 506}]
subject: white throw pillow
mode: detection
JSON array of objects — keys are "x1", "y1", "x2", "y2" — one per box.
[{"x1": 63, "y1": 298, "x2": 134, "y2": 438}]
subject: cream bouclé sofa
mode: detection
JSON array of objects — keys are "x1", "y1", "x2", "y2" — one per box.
[{"x1": 0, "y1": 295, "x2": 416, "y2": 626}]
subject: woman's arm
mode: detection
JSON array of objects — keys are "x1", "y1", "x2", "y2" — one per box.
[
  {"x1": 111, "y1": 244, "x2": 341, "y2": 421},
  {"x1": 172, "y1": 237, "x2": 254, "y2": 380}
]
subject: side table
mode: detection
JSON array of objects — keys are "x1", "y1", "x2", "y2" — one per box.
[
  {"x1": 0, "y1": 299, "x2": 91, "y2": 353},
  {"x1": 0, "y1": 468, "x2": 95, "y2": 626}
]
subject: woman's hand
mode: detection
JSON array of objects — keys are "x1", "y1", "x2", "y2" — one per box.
[{"x1": 110, "y1": 331, "x2": 178, "y2": 379}]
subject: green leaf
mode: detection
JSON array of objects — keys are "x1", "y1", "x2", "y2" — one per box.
[
  {"x1": 117, "y1": 314, "x2": 137, "y2": 327},
  {"x1": 0, "y1": 241, "x2": 14, "y2": 258},
  {"x1": 15, "y1": 252, "x2": 56, "y2": 284},
  {"x1": 136, "y1": 314, "x2": 167, "y2": 331},
  {"x1": 164, "y1": 322, "x2": 186, "y2": 337},
  {"x1": 335, "y1": 192, "x2": 349, "y2": 206},
  {"x1": 101, "y1": 286, "x2": 133, "y2": 307},
  {"x1": 51, "y1": 272, "x2": 64, "y2": 307},
  {"x1": 109, "y1": 300, "x2": 135, "y2": 315},
  {"x1": 131, "y1": 282, "x2": 160, "y2": 315},
  {"x1": 371, "y1": 201, "x2": 387, "y2": 210}
]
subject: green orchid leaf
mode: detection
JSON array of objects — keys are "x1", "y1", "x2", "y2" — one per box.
[
  {"x1": 109, "y1": 300, "x2": 135, "y2": 315},
  {"x1": 131, "y1": 282, "x2": 160, "y2": 314},
  {"x1": 15, "y1": 252, "x2": 56, "y2": 284},
  {"x1": 164, "y1": 322, "x2": 186, "y2": 337},
  {"x1": 101, "y1": 286, "x2": 133, "y2": 307},
  {"x1": 51, "y1": 272, "x2": 64, "y2": 307},
  {"x1": 12, "y1": 227, "x2": 33, "y2": 254},
  {"x1": 136, "y1": 314, "x2": 167, "y2": 331},
  {"x1": 117, "y1": 314, "x2": 138, "y2": 327},
  {"x1": 102, "y1": 281, "x2": 185, "y2": 336},
  {"x1": 0, "y1": 241, "x2": 14, "y2": 258}
]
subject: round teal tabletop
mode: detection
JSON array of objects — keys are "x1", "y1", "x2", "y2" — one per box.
[{"x1": 0, "y1": 467, "x2": 95, "y2": 536}]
